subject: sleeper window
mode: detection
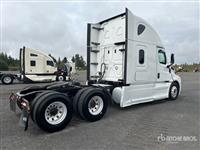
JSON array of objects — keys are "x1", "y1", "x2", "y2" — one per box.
[
  {"x1": 158, "y1": 50, "x2": 167, "y2": 64},
  {"x1": 137, "y1": 24, "x2": 145, "y2": 35},
  {"x1": 139, "y1": 49, "x2": 145, "y2": 64},
  {"x1": 30, "y1": 53, "x2": 38, "y2": 57},
  {"x1": 30, "y1": 60, "x2": 36, "y2": 66}
]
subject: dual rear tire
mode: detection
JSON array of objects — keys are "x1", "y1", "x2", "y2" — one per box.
[
  {"x1": 31, "y1": 87, "x2": 109, "y2": 132},
  {"x1": 31, "y1": 91, "x2": 73, "y2": 132},
  {"x1": 73, "y1": 87, "x2": 109, "y2": 122}
]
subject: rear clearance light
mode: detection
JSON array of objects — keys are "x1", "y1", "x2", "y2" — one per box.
[
  {"x1": 20, "y1": 99, "x2": 30, "y2": 111},
  {"x1": 10, "y1": 93, "x2": 21, "y2": 101},
  {"x1": 21, "y1": 102, "x2": 27, "y2": 107}
]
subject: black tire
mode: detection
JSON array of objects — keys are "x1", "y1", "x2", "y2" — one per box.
[
  {"x1": 1, "y1": 74, "x2": 13, "y2": 85},
  {"x1": 73, "y1": 87, "x2": 92, "y2": 115},
  {"x1": 56, "y1": 75, "x2": 66, "y2": 81},
  {"x1": 169, "y1": 82, "x2": 179, "y2": 100},
  {"x1": 32, "y1": 92, "x2": 73, "y2": 132},
  {"x1": 77, "y1": 88, "x2": 108, "y2": 122},
  {"x1": 30, "y1": 91, "x2": 54, "y2": 121}
]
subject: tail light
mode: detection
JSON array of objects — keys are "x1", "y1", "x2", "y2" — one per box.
[{"x1": 21, "y1": 99, "x2": 30, "y2": 111}]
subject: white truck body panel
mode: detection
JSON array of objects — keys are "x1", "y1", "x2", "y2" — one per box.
[
  {"x1": 89, "y1": 17, "x2": 125, "y2": 81},
  {"x1": 112, "y1": 82, "x2": 170, "y2": 107}
]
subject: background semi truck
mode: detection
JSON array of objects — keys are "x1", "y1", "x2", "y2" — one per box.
[
  {"x1": 9, "y1": 8, "x2": 181, "y2": 132},
  {"x1": 0, "y1": 46, "x2": 75, "y2": 84}
]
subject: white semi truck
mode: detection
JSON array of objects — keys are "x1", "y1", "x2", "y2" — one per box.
[
  {"x1": 0, "y1": 46, "x2": 75, "y2": 84},
  {"x1": 9, "y1": 8, "x2": 181, "y2": 132}
]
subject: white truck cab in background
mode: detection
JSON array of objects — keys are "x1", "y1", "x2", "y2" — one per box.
[
  {"x1": 20, "y1": 47, "x2": 58, "y2": 82},
  {"x1": 0, "y1": 47, "x2": 75, "y2": 84},
  {"x1": 87, "y1": 8, "x2": 181, "y2": 107},
  {"x1": 20, "y1": 47, "x2": 75, "y2": 83}
]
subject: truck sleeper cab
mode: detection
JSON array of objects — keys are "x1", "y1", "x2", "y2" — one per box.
[
  {"x1": 87, "y1": 8, "x2": 181, "y2": 107},
  {"x1": 9, "y1": 8, "x2": 181, "y2": 132}
]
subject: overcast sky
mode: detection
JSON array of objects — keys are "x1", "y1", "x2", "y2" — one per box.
[{"x1": 0, "y1": 0, "x2": 199, "y2": 64}]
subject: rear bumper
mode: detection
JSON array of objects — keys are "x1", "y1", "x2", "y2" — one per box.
[{"x1": 9, "y1": 93, "x2": 30, "y2": 131}]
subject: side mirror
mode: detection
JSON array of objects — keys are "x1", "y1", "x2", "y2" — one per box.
[
  {"x1": 170, "y1": 53, "x2": 174, "y2": 64},
  {"x1": 167, "y1": 53, "x2": 175, "y2": 68}
]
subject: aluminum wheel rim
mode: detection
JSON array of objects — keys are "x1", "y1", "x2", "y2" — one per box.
[
  {"x1": 3, "y1": 77, "x2": 11, "y2": 84},
  {"x1": 88, "y1": 96, "x2": 104, "y2": 115},
  {"x1": 45, "y1": 101, "x2": 67, "y2": 125},
  {"x1": 171, "y1": 86, "x2": 178, "y2": 98},
  {"x1": 58, "y1": 76, "x2": 64, "y2": 81}
]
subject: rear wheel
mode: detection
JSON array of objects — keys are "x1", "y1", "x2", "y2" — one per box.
[
  {"x1": 32, "y1": 92, "x2": 73, "y2": 132},
  {"x1": 1, "y1": 74, "x2": 13, "y2": 85},
  {"x1": 77, "y1": 88, "x2": 108, "y2": 122},
  {"x1": 169, "y1": 82, "x2": 179, "y2": 100},
  {"x1": 73, "y1": 87, "x2": 91, "y2": 115},
  {"x1": 30, "y1": 91, "x2": 53, "y2": 121},
  {"x1": 44, "y1": 101, "x2": 67, "y2": 125}
]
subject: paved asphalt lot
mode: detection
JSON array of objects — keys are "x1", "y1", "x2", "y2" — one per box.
[{"x1": 0, "y1": 72, "x2": 199, "y2": 150}]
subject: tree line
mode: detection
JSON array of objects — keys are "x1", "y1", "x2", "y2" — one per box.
[
  {"x1": 174, "y1": 63, "x2": 200, "y2": 72},
  {"x1": 49, "y1": 54, "x2": 86, "y2": 70},
  {"x1": 0, "y1": 52, "x2": 20, "y2": 71}
]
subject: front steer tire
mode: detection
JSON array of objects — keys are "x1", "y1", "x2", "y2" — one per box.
[
  {"x1": 77, "y1": 88, "x2": 108, "y2": 122},
  {"x1": 1, "y1": 74, "x2": 13, "y2": 85},
  {"x1": 32, "y1": 92, "x2": 73, "y2": 132},
  {"x1": 168, "y1": 82, "x2": 179, "y2": 100}
]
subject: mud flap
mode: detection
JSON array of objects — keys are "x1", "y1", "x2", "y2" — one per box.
[
  {"x1": 10, "y1": 93, "x2": 16, "y2": 112},
  {"x1": 10, "y1": 99, "x2": 16, "y2": 112},
  {"x1": 19, "y1": 108, "x2": 29, "y2": 131}
]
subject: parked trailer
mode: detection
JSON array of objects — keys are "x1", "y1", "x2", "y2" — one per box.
[
  {"x1": 9, "y1": 8, "x2": 181, "y2": 132},
  {"x1": 0, "y1": 47, "x2": 75, "y2": 85}
]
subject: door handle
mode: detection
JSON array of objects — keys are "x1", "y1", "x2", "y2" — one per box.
[{"x1": 157, "y1": 73, "x2": 160, "y2": 79}]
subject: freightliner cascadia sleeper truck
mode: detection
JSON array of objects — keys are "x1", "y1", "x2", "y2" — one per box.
[{"x1": 9, "y1": 9, "x2": 181, "y2": 132}]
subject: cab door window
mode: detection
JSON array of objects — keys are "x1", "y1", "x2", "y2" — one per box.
[
  {"x1": 158, "y1": 50, "x2": 166, "y2": 64},
  {"x1": 139, "y1": 49, "x2": 145, "y2": 64},
  {"x1": 47, "y1": 60, "x2": 54, "y2": 67}
]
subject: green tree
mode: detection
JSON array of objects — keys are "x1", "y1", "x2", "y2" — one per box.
[
  {"x1": 72, "y1": 54, "x2": 86, "y2": 70},
  {"x1": 62, "y1": 57, "x2": 68, "y2": 63},
  {"x1": 0, "y1": 52, "x2": 19, "y2": 71},
  {"x1": 0, "y1": 59, "x2": 8, "y2": 71},
  {"x1": 71, "y1": 56, "x2": 75, "y2": 63}
]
